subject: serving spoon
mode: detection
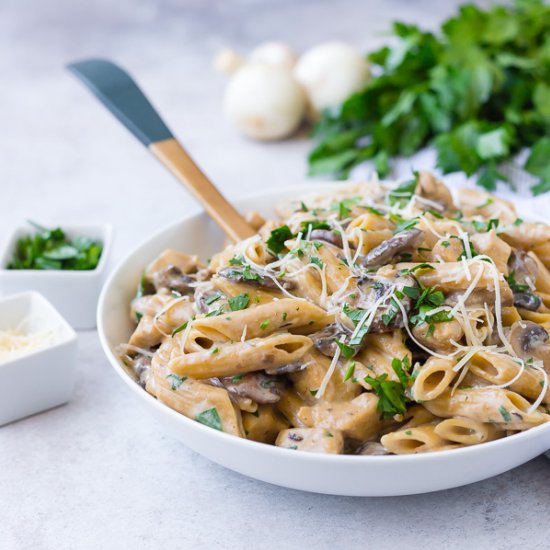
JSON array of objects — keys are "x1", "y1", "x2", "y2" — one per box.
[{"x1": 67, "y1": 58, "x2": 255, "y2": 243}]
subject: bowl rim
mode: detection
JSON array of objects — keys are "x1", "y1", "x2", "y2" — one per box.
[
  {"x1": 0, "y1": 223, "x2": 113, "y2": 276},
  {"x1": 97, "y1": 182, "x2": 550, "y2": 464}
]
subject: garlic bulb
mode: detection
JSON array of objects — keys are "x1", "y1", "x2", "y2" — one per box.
[
  {"x1": 294, "y1": 41, "x2": 370, "y2": 119},
  {"x1": 248, "y1": 41, "x2": 298, "y2": 71},
  {"x1": 223, "y1": 63, "x2": 305, "y2": 140},
  {"x1": 213, "y1": 48, "x2": 244, "y2": 75}
]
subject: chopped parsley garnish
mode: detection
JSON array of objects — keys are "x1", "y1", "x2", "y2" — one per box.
[
  {"x1": 196, "y1": 407, "x2": 223, "y2": 431},
  {"x1": 391, "y1": 356, "x2": 411, "y2": 387},
  {"x1": 365, "y1": 206, "x2": 385, "y2": 216},
  {"x1": 499, "y1": 405, "x2": 512, "y2": 422},
  {"x1": 364, "y1": 373, "x2": 408, "y2": 418},
  {"x1": 343, "y1": 362, "x2": 356, "y2": 382},
  {"x1": 171, "y1": 321, "x2": 189, "y2": 337},
  {"x1": 310, "y1": 256, "x2": 323, "y2": 269},
  {"x1": 387, "y1": 176, "x2": 417, "y2": 207},
  {"x1": 282, "y1": 312, "x2": 288, "y2": 321},
  {"x1": 205, "y1": 294, "x2": 221, "y2": 305},
  {"x1": 400, "y1": 263, "x2": 435, "y2": 275},
  {"x1": 453, "y1": 235, "x2": 479, "y2": 260},
  {"x1": 336, "y1": 340, "x2": 355, "y2": 359},
  {"x1": 513, "y1": 218, "x2": 523, "y2": 226},
  {"x1": 427, "y1": 209, "x2": 444, "y2": 219},
  {"x1": 393, "y1": 217, "x2": 420, "y2": 234},
  {"x1": 211, "y1": 347, "x2": 219, "y2": 355},
  {"x1": 300, "y1": 220, "x2": 331, "y2": 232},
  {"x1": 309, "y1": 389, "x2": 318, "y2": 397},
  {"x1": 409, "y1": 282, "x2": 452, "y2": 333},
  {"x1": 206, "y1": 307, "x2": 225, "y2": 317},
  {"x1": 441, "y1": 240, "x2": 450, "y2": 248},
  {"x1": 260, "y1": 320, "x2": 269, "y2": 330},
  {"x1": 166, "y1": 373, "x2": 187, "y2": 390},
  {"x1": 330, "y1": 197, "x2": 360, "y2": 219},
  {"x1": 231, "y1": 375, "x2": 243, "y2": 383},
  {"x1": 134, "y1": 272, "x2": 149, "y2": 322},
  {"x1": 228, "y1": 292, "x2": 250, "y2": 311},
  {"x1": 266, "y1": 225, "x2": 294, "y2": 254},
  {"x1": 229, "y1": 255, "x2": 245, "y2": 265},
  {"x1": 471, "y1": 218, "x2": 499, "y2": 232},
  {"x1": 343, "y1": 304, "x2": 371, "y2": 346},
  {"x1": 300, "y1": 201, "x2": 308, "y2": 212},
  {"x1": 338, "y1": 201, "x2": 351, "y2": 220},
  {"x1": 477, "y1": 198, "x2": 494, "y2": 209},
  {"x1": 505, "y1": 270, "x2": 529, "y2": 292}
]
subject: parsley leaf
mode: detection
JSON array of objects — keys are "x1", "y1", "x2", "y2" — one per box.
[
  {"x1": 266, "y1": 225, "x2": 294, "y2": 254},
  {"x1": 308, "y1": 1, "x2": 550, "y2": 196},
  {"x1": 166, "y1": 373, "x2": 187, "y2": 391},
  {"x1": 364, "y1": 373, "x2": 408, "y2": 418},
  {"x1": 228, "y1": 293, "x2": 250, "y2": 311},
  {"x1": 336, "y1": 340, "x2": 356, "y2": 359},
  {"x1": 196, "y1": 408, "x2": 223, "y2": 431}
]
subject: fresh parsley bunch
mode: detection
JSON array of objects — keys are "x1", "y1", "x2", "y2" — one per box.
[{"x1": 309, "y1": 0, "x2": 550, "y2": 195}]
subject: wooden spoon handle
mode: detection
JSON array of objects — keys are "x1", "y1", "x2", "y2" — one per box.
[
  {"x1": 67, "y1": 58, "x2": 255, "y2": 242},
  {"x1": 150, "y1": 139, "x2": 255, "y2": 242}
]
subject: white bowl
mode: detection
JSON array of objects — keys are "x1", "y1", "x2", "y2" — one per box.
[
  {"x1": 0, "y1": 224, "x2": 113, "y2": 329},
  {"x1": 0, "y1": 291, "x2": 77, "y2": 426},
  {"x1": 97, "y1": 184, "x2": 550, "y2": 496}
]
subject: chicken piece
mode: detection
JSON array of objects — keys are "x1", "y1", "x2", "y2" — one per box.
[
  {"x1": 297, "y1": 392, "x2": 380, "y2": 441},
  {"x1": 128, "y1": 315, "x2": 163, "y2": 348},
  {"x1": 276, "y1": 428, "x2": 344, "y2": 454}
]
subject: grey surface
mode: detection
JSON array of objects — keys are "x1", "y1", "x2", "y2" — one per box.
[{"x1": 1, "y1": 1, "x2": 549, "y2": 549}]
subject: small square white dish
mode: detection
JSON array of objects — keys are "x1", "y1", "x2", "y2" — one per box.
[
  {"x1": 0, "y1": 291, "x2": 77, "y2": 427},
  {"x1": 0, "y1": 224, "x2": 113, "y2": 329}
]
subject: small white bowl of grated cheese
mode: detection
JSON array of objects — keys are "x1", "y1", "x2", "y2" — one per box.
[{"x1": 0, "y1": 291, "x2": 77, "y2": 426}]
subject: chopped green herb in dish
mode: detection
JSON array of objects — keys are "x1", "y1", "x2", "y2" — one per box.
[{"x1": 8, "y1": 221, "x2": 103, "y2": 271}]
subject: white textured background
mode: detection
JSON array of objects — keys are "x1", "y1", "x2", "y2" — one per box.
[{"x1": 1, "y1": 1, "x2": 550, "y2": 549}]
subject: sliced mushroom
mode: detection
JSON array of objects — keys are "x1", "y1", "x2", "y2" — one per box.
[
  {"x1": 513, "y1": 292, "x2": 541, "y2": 311},
  {"x1": 194, "y1": 282, "x2": 224, "y2": 314},
  {"x1": 218, "y1": 265, "x2": 295, "y2": 290},
  {"x1": 361, "y1": 229, "x2": 424, "y2": 267},
  {"x1": 152, "y1": 265, "x2": 196, "y2": 294},
  {"x1": 310, "y1": 323, "x2": 353, "y2": 357},
  {"x1": 509, "y1": 321, "x2": 550, "y2": 366},
  {"x1": 507, "y1": 251, "x2": 540, "y2": 311},
  {"x1": 355, "y1": 441, "x2": 391, "y2": 456},
  {"x1": 309, "y1": 229, "x2": 343, "y2": 248},
  {"x1": 508, "y1": 251, "x2": 538, "y2": 287},
  {"x1": 220, "y1": 372, "x2": 285, "y2": 404},
  {"x1": 356, "y1": 274, "x2": 418, "y2": 333},
  {"x1": 265, "y1": 361, "x2": 308, "y2": 375},
  {"x1": 121, "y1": 354, "x2": 151, "y2": 388}
]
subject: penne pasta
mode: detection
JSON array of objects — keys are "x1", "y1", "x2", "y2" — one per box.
[
  {"x1": 412, "y1": 357, "x2": 457, "y2": 401},
  {"x1": 168, "y1": 333, "x2": 312, "y2": 378},
  {"x1": 381, "y1": 424, "x2": 456, "y2": 454},
  {"x1": 119, "y1": 172, "x2": 550, "y2": 454},
  {"x1": 191, "y1": 298, "x2": 333, "y2": 341},
  {"x1": 147, "y1": 366, "x2": 244, "y2": 437},
  {"x1": 423, "y1": 388, "x2": 550, "y2": 430},
  {"x1": 434, "y1": 417, "x2": 501, "y2": 445}
]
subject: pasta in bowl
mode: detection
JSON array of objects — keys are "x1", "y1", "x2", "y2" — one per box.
[
  {"x1": 119, "y1": 172, "x2": 550, "y2": 453},
  {"x1": 99, "y1": 174, "x2": 550, "y2": 495}
]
